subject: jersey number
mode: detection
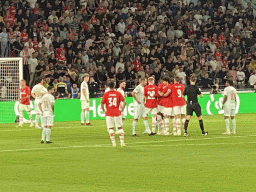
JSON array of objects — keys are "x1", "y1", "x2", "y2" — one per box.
[
  {"x1": 147, "y1": 91, "x2": 155, "y2": 99},
  {"x1": 177, "y1": 89, "x2": 182, "y2": 98},
  {"x1": 108, "y1": 98, "x2": 117, "y2": 107}
]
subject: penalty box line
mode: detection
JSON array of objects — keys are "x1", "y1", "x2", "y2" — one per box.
[{"x1": 1, "y1": 135, "x2": 256, "y2": 153}]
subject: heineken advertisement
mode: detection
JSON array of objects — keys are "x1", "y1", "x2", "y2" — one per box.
[{"x1": 0, "y1": 92, "x2": 256, "y2": 124}]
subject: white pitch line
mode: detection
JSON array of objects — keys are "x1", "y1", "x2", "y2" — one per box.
[
  {"x1": 132, "y1": 141, "x2": 256, "y2": 147},
  {"x1": 1, "y1": 135, "x2": 256, "y2": 153}
]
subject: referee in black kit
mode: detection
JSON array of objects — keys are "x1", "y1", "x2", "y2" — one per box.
[{"x1": 182, "y1": 75, "x2": 208, "y2": 137}]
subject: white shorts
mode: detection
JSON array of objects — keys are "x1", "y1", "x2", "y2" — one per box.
[
  {"x1": 163, "y1": 107, "x2": 173, "y2": 116},
  {"x1": 157, "y1": 105, "x2": 164, "y2": 113},
  {"x1": 19, "y1": 104, "x2": 31, "y2": 112},
  {"x1": 41, "y1": 115, "x2": 54, "y2": 126},
  {"x1": 173, "y1": 105, "x2": 186, "y2": 115},
  {"x1": 224, "y1": 104, "x2": 236, "y2": 117},
  {"x1": 81, "y1": 100, "x2": 89, "y2": 109},
  {"x1": 145, "y1": 107, "x2": 158, "y2": 115},
  {"x1": 121, "y1": 111, "x2": 125, "y2": 118},
  {"x1": 134, "y1": 104, "x2": 147, "y2": 119},
  {"x1": 106, "y1": 116, "x2": 122, "y2": 129}
]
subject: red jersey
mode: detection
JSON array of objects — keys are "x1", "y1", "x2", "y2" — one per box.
[
  {"x1": 171, "y1": 83, "x2": 186, "y2": 107},
  {"x1": 101, "y1": 90, "x2": 124, "y2": 117},
  {"x1": 162, "y1": 84, "x2": 173, "y2": 108},
  {"x1": 158, "y1": 83, "x2": 164, "y2": 106},
  {"x1": 20, "y1": 86, "x2": 31, "y2": 105},
  {"x1": 144, "y1": 85, "x2": 158, "y2": 108}
]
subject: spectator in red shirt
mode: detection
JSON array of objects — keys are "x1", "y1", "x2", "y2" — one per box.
[{"x1": 132, "y1": 56, "x2": 142, "y2": 72}]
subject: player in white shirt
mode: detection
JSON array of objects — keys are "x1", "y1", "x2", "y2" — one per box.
[
  {"x1": 117, "y1": 81, "x2": 126, "y2": 129},
  {"x1": 39, "y1": 86, "x2": 55, "y2": 143},
  {"x1": 131, "y1": 77, "x2": 151, "y2": 136},
  {"x1": 80, "y1": 74, "x2": 91, "y2": 125},
  {"x1": 31, "y1": 78, "x2": 47, "y2": 129},
  {"x1": 222, "y1": 80, "x2": 237, "y2": 134}
]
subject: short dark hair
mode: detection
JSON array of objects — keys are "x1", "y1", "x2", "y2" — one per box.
[
  {"x1": 162, "y1": 76, "x2": 170, "y2": 83},
  {"x1": 190, "y1": 75, "x2": 197, "y2": 82},
  {"x1": 226, "y1": 79, "x2": 233, "y2": 86},
  {"x1": 37, "y1": 77, "x2": 44, "y2": 84},
  {"x1": 175, "y1": 76, "x2": 180, "y2": 82},
  {"x1": 47, "y1": 86, "x2": 54, "y2": 91},
  {"x1": 109, "y1": 82, "x2": 115, "y2": 89}
]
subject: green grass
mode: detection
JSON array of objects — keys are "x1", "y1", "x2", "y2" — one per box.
[{"x1": 0, "y1": 114, "x2": 256, "y2": 191}]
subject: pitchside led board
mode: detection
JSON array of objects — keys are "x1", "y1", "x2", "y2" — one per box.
[{"x1": 0, "y1": 92, "x2": 256, "y2": 124}]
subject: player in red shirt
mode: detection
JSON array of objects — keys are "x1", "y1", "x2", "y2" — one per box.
[
  {"x1": 144, "y1": 77, "x2": 158, "y2": 134},
  {"x1": 101, "y1": 82, "x2": 126, "y2": 147},
  {"x1": 171, "y1": 77, "x2": 187, "y2": 135},
  {"x1": 158, "y1": 77, "x2": 172, "y2": 135},
  {"x1": 157, "y1": 79, "x2": 165, "y2": 134},
  {"x1": 17, "y1": 80, "x2": 34, "y2": 127}
]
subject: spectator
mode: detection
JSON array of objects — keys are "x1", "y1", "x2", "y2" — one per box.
[
  {"x1": 249, "y1": 71, "x2": 256, "y2": 88},
  {"x1": 89, "y1": 76, "x2": 98, "y2": 98},
  {"x1": 54, "y1": 76, "x2": 68, "y2": 99}
]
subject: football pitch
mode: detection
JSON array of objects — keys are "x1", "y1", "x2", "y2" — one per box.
[{"x1": 0, "y1": 114, "x2": 256, "y2": 192}]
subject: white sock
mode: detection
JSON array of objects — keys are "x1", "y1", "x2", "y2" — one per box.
[
  {"x1": 118, "y1": 128, "x2": 124, "y2": 145},
  {"x1": 164, "y1": 118, "x2": 169, "y2": 133},
  {"x1": 152, "y1": 116, "x2": 156, "y2": 133},
  {"x1": 231, "y1": 119, "x2": 236, "y2": 131},
  {"x1": 46, "y1": 128, "x2": 51, "y2": 141},
  {"x1": 19, "y1": 111, "x2": 23, "y2": 124},
  {"x1": 132, "y1": 121, "x2": 137, "y2": 135},
  {"x1": 81, "y1": 111, "x2": 85, "y2": 123},
  {"x1": 28, "y1": 111, "x2": 33, "y2": 123},
  {"x1": 109, "y1": 129, "x2": 116, "y2": 145},
  {"x1": 41, "y1": 127, "x2": 46, "y2": 141},
  {"x1": 143, "y1": 120, "x2": 150, "y2": 132},
  {"x1": 182, "y1": 118, "x2": 186, "y2": 127},
  {"x1": 172, "y1": 118, "x2": 176, "y2": 132},
  {"x1": 176, "y1": 119, "x2": 181, "y2": 132},
  {"x1": 225, "y1": 119, "x2": 230, "y2": 131},
  {"x1": 35, "y1": 114, "x2": 40, "y2": 126},
  {"x1": 85, "y1": 111, "x2": 89, "y2": 123}
]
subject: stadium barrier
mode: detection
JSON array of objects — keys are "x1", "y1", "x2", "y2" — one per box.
[{"x1": 0, "y1": 92, "x2": 256, "y2": 124}]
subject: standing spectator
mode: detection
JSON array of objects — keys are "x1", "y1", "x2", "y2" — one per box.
[
  {"x1": 0, "y1": 27, "x2": 8, "y2": 57},
  {"x1": 132, "y1": 56, "x2": 141, "y2": 72},
  {"x1": 89, "y1": 76, "x2": 98, "y2": 98},
  {"x1": 249, "y1": 71, "x2": 256, "y2": 88},
  {"x1": 20, "y1": 46, "x2": 30, "y2": 85},
  {"x1": 177, "y1": 67, "x2": 187, "y2": 85},
  {"x1": 28, "y1": 52, "x2": 38, "y2": 87}
]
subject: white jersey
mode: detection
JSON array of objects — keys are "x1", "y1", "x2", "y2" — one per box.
[
  {"x1": 105, "y1": 87, "x2": 116, "y2": 93},
  {"x1": 117, "y1": 88, "x2": 125, "y2": 97},
  {"x1": 31, "y1": 84, "x2": 47, "y2": 101},
  {"x1": 80, "y1": 81, "x2": 89, "y2": 101},
  {"x1": 40, "y1": 93, "x2": 55, "y2": 116},
  {"x1": 133, "y1": 84, "x2": 144, "y2": 106},
  {"x1": 223, "y1": 86, "x2": 237, "y2": 105}
]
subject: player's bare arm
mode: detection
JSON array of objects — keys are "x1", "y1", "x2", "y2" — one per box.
[
  {"x1": 31, "y1": 93, "x2": 36, "y2": 99},
  {"x1": 163, "y1": 89, "x2": 171, "y2": 97},
  {"x1": 38, "y1": 103, "x2": 43, "y2": 114},
  {"x1": 101, "y1": 103, "x2": 105, "y2": 113},
  {"x1": 82, "y1": 89, "x2": 88, "y2": 103},
  {"x1": 132, "y1": 92, "x2": 140, "y2": 104},
  {"x1": 199, "y1": 93, "x2": 203, "y2": 98},
  {"x1": 120, "y1": 100, "x2": 126, "y2": 112},
  {"x1": 222, "y1": 95, "x2": 227, "y2": 105},
  {"x1": 51, "y1": 102, "x2": 54, "y2": 113}
]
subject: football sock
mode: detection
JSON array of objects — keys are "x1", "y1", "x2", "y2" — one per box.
[
  {"x1": 231, "y1": 119, "x2": 236, "y2": 131},
  {"x1": 118, "y1": 128, "x2": 125, "y2": 145},
  {"x1": 108, "y1": 129, "x2": 116, "y2": 145},
  {"x1": 152, "y1": 116, "x2": 156, "y2": 133},
  {"x1": 143, "y1": 120, "x2": 150, "y2": 132},
  {"x1": 176, "y1": 119, "x2": 181, "y2": 132},
  {"x1": 35, "y1": 114, "x2": 40, "y2": 126},
  {"x1": 172, "y1": 118, "x2": 176, "y2": 133},
  {"x1": 28, "y1": 112, "x2": 33, "y2": 123},
  {"x1": 199, "y1": 120, "x2": 205, "y2": 133},
  {"x1": 19, "y1": 111, "x2": 23, "y2": 124},
  {"x1": 182, "y1": 118, "x2": 186, "y2": 127},
  {"x1": 85, "y1": 111, "x2": 89, "y2": 123},
  {"x1": 184, "y1": 120, "x2": 189, "y2": 133},
  {"x1": 41, "y1": 127, "x2": 46, "y2": 141},
  {"x1": 81, "y1": 111, "x2": 85, "y2": 123},
  {"x1": 132, "y1": 121, "x2": 137, "y2": 135},
  {"x1": 225, "y1": 119, "x2": 230, "y2": 131},
  {"x1": 46, "y1": 128, "x2": 51, "y2": 141},
  {"x1": 164, "y1": 118, "x2": 169, "y2": 133}
]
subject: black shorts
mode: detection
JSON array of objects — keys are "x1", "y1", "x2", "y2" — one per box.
[{"x1": 186, "y1": 102, "x2": 202, "y2": 117}]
